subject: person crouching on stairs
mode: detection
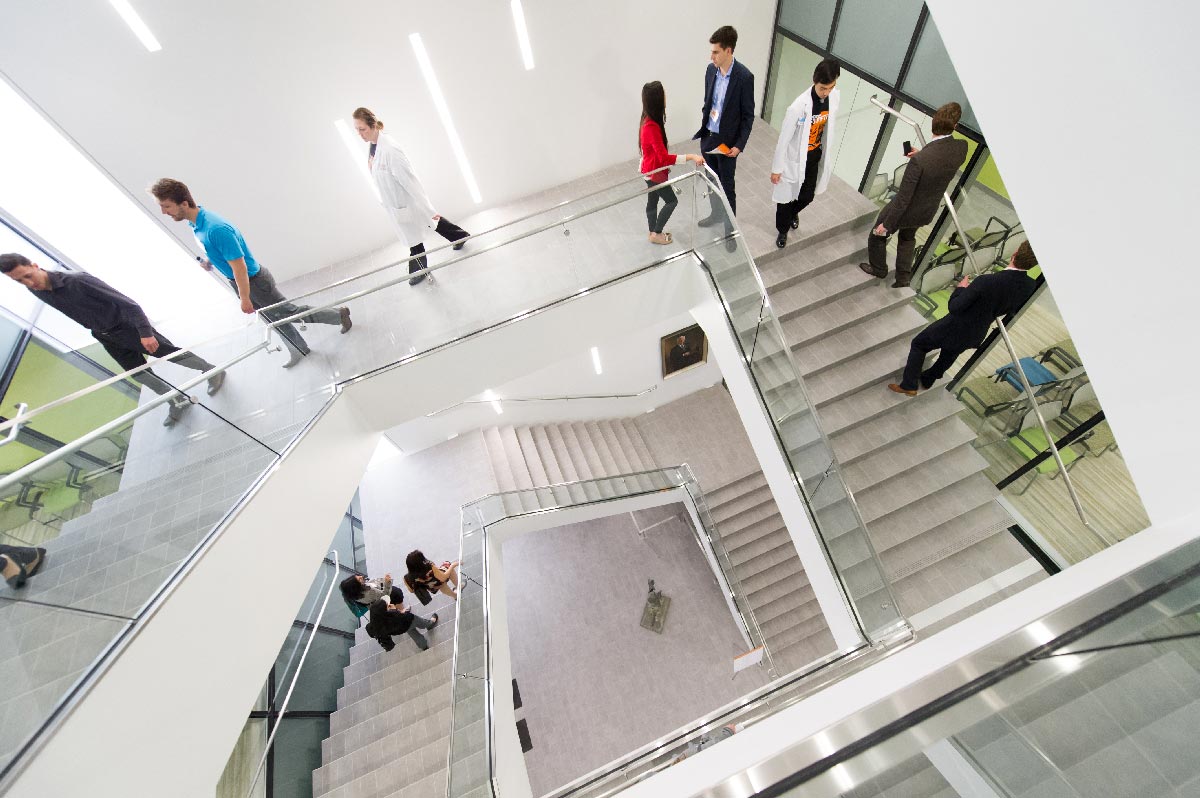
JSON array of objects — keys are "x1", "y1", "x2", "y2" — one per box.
[{"x1": 365, "y1": 596, "x2": 439, "y2": 652}]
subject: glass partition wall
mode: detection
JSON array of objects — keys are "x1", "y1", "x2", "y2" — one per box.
[{"x1": 763, "y1": 0, "x2": 1149, "y2": 565}]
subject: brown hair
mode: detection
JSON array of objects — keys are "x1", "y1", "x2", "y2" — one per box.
[
  {"x1": 353, "y1": 107, "x2": 384, "y2": 130},
  {"x1": 710, "y1": 25, "x2": 737, "y2": 51},
  {"x1": 0, "y1": 253, "x2": 33, "y2": 274},
  {"x1": 149, "y1": 178, "x2": 196, "y2": 208},
  {"x1": 1012, "y1": 241, "x2": 1037, "y2": 271},
  {"x1": 931, "y1": 102, "x2": 962, "y2": 135}
]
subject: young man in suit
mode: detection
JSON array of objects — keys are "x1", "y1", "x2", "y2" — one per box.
[
  {"x1": 860, "y1": 102, "x2": 970, "y2": 287},
  {"x1": 889, "y1": 242, "x2": 1039, "y2": 396},
  {"x1": 694, "y1": 25, "x2": 755, "y2": 233}
]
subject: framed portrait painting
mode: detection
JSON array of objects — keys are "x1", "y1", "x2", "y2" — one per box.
[{"x1": 661, "y1": 324, "x2": 708, "y2": 378}]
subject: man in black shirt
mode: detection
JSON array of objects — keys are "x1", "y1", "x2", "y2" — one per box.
[{"x1": 1, "y1": 253, "x2": 225, "y2": 427}]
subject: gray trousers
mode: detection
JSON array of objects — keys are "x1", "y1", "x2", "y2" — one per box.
[
  {"x1": 406, "y1": 613, "x2": 437, "y2": 650},
  {"x1": 94, "y1": 328, "x2": 216, "y2": 398},
  {"x1": 235, "y1": 266, "x2": 342, "y2": 358}
]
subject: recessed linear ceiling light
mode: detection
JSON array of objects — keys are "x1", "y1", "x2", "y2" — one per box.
[
  {"x1": 590, "y1": 346, "x2": 603, "y2": 375},
  {"x1": 108, "y1": 0, "x2": 162, "y2": 52},
  {"x1": 510, "y1": 0, "x2": 535, "y2": 70},
  {"x1": 334, "y1": 118, "x2": 380, "y2": 201},
  {"x1": 409, "y1": 32, "x2": 483, "y2": 204}
]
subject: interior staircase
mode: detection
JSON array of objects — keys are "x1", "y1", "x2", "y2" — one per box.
[
  {"x1": 312, "y1": 591, "x2": 489, "y2": 798},
  {"x1": 715, "y1": 178, "x2": 1035, "y2": 624},
  {"x1": 479, "y1": 419, "x2": 833, "y2": 675}
]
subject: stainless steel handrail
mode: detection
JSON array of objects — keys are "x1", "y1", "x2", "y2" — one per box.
[
  {"x1": 0, "y1": 166, "x2": 701, "y2": 441},
  {"x1": 692, "y1": 164, "x2": 900, "y2": 642},
  {"x1": 246, "y1": 549, "x2": 339, "y2": 798},
  {"x1": 0, "y1": 319, "x2": 260, "y2": 436},
  {"x1": 425, "y1": 385, "x2": 658, "y2": 418},
  {"x1": 265, "y1": 162, "x2": 688, "y2": 312},
  {"x1": 0, "y1": 338, "x2": 270, "y2": 494},
  {"x1": 870, "y1": 95, "x2": 1099, "y2": 537},
  {"x1": 0, "y1": 402, "x2": 28, "y2": 448}
]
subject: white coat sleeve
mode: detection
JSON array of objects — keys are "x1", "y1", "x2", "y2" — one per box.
[
  {"x1": 771, "y1": 103, "x2": 802, "y2": 175},
  {"x1": 388, "y1": 147, "x2": 438, "y2": 224}
]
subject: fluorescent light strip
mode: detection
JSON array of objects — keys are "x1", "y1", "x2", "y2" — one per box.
[
  {"x1": 590, "y1": 346, "x2": 603, "y2": 375},
  {"x1": 108, "y1": 0, "x2": 162, "y2": 52},
  {"x1": 510, "y1": 0, "x2": 535, "y2": 70},
  {"x1": 409, "y1": 33, "x2": 483, "y2": 204},
  {"x1": 333, "y1": 119, "x2": 381, "y2": 201}
]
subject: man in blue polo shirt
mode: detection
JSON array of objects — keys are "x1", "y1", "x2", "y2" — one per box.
[{"x1": 150, "y1": 178, "x2": 352, "y2": 368}]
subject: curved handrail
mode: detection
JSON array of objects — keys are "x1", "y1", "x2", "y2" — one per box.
[
  {"x1": 246, "y1": 549, "x2": 340, "y2": 798},
  {"x1": 0, "y1": 164, "x2": 698, "y2": 439},
  {"x1": 869, "y1": 95, "x2": 1099, "y2": 538}
]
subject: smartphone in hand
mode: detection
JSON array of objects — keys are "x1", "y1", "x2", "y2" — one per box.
[{"x1": 902, "y1": 141, "x2": 914, "y2": 156}]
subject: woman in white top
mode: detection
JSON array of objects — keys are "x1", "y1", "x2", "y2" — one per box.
[
  {"x1": 769, "y1": 59, "x2": 841, "y2": 249},
  {"x1": 353, "y1": 106, "x2": 470, "y2": 285}
]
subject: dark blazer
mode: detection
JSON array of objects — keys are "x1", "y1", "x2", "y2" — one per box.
[
  {"x1": 878, "y1": 136, "x2": 969, "y2": 231},
  {"x1": 693, "y1": 60, "x2": 755, "y2": 151},
  {"x1": 926, "y1": 269, "x2": 1038, "y2": 348},
  {"x1": 365, "y1": 601, "x2": 415, "y2": 651}
]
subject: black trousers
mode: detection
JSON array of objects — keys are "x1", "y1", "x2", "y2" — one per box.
[
  {"x1": 408, "y1": 217, "x2": 470, "y2": 274},
  {"x1": 776, "y1": 149, "x2": 824, "y2": 235},
  {"x1": 701, "y1": 134, "x2": 738, "y2": 222},
  {"x1": 867, "y1": 224, "x2": 919, "y2": 278},
  {"x1": 645, "y1": 180, "x2": 679, "y2": 233},
  {"x1": 94, "y1": 328, "x2": 216, "y2": 397},
  {"x1": 899, "y1": 325, "x2": 969, "y2": 390}
]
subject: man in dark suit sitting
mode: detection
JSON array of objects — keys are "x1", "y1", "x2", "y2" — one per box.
[
  {"x1": 694, "y1": 25, "x2": 755, "y2": 232},
  {"x1": 860, "y1": 102, "x2": 969, "y2": 287},
  {"x1": 889, "y1": 242, "x2": 1039, "y2": 396}
]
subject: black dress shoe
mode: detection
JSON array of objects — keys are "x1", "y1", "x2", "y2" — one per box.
[
  {"x1": 452, "y1": 240, "x2": 466, "y2": 251},
  {"x1": 697, "y1": 215, "x2": 720, "y2": 228},
  {"x1": 409, "y1": 256, "x2": 429, "y2": 285},
  {"x1": 409, "y1": 273, "x2": 428, "y2": 286},
  {"x1": 776, "y1": 233, "x2": 787, "y2": 249},
  {"x1": 725, "y1": 238, "x2": 738, "y2": 253},
  {"x1": 858, "y1": 262, "x2": 887, "y2": 279},
  {"x1": 791, "y1": 217, "x2": 799, "y2": 230}
]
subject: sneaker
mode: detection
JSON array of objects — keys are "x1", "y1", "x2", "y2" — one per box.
[
  {"x1": 206, "y1": 371, "x2": 225, "y2": 396},
  {"x1": 163, "y1": 397, "x2": 189, "y2": 427},
  {"x1": 339, "y1": 307, "x2": 352, "y2": 334}
]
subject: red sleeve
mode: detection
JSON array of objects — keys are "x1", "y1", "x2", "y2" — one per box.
[{"x1": 640, "y1": 120, "x2": 677, "y2": 174}]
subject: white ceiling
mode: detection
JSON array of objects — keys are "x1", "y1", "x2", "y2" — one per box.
[{"x1": 1, "y1": 0, "x2": 775, "y2": 282}]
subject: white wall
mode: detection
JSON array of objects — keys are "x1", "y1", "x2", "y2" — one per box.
[
  {"x1": 386, "y1": 308, "x2": 721, "y2": 455},
  {"x1": 921, "y1": 1, "x2": 1199, "y2": 525},
  {"x1": 0, "y1": 1, "x2": 776, "y2": 283}
]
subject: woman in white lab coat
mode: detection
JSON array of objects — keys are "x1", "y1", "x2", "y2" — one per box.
[
  {"x1": 769, "y1": 59, "x2": 841, "y2": 249},
  {"x1": 353, "y1": 106, "x2": 470, "y2": 285}
]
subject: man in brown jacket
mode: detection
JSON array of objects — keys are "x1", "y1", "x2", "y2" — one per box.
[{"x1": 860, "y1": 102, "x2": 969, "y2": 287}]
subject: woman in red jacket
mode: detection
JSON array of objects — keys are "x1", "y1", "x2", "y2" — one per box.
[{"x1": 640, "y1": 81, "x2": 703, "y2": 245}]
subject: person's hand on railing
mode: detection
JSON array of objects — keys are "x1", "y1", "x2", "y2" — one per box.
[
  {"x1": 957, "y1": 276, "x2": 971, "y2": 288},
  {"x1": 140, "y1": 336, "x2": 160, "y2": 354},
  {"x1": 240, "y1": 296, "x2": 255, "y2": 315},
  {"x1": 196, "y1": 256, "x2": 212, "y2": 272},
  {"x1": 685, "y1": 154, "x2": 704, "y2": 165}
]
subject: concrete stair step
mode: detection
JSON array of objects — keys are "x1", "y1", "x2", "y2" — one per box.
[
  {"x1": 727, "y1": 526, "x2": 795, "y2": 571},
  {"x1": 854, "y1": 445, "x2": 991, "y2": 524},
  {"x1": 755, "y1": 216, "x2": 877, "y2": 292},
  {"x1": 779, "y1": 281, "x2": 914, "y2": 349},
  {"x1": 623, "y1": 419, "x2": 661, "y2": 473},
  {"x1": 314, "y1": 730, "x2": 450, "y2": 798},
  {"x1": 842, "y1": 420, "x2": 980, "y2": 495},
  {"x1": 710, "y1": 484, "x2": 777, "y2": 530},
  {"x1": 793, "y1": 304, "x2": 926, "y2": 377},
  {"x1": 705, "y1": 471, "x2": 768, "y2": 510},
  {"x1": 498, "y1": 425, "x2": 538, "y2": 512},
  {"x1": 744, "y1": 560, "x2": 811, "y2": 608},
  {"x1": 527, "y1": 425, "x2": 575, "y2": 506},
  {"x1": 740, "y1": 553, "x2": 807, "y2": 597},
  {"x1": 542, "y1": 424, "x2": 590, "y2": 504},
  {"x1": 827, "y1": 387, "x2": 965, "y2": 463},
  {"x1": 321, "y1": 702, "x2": 452, "y2": 784},
  {"x1": 722, "y1": 512, "x2": 789, "y2": 551},
  {"x1": 754, "y1": 579, "x2": 817, "y2": 628},
  {"x1": 857, "y1": 472, "x2": 999, "y2": 556},
  {"x1": 339, "y1": 634, "x2": 455, "y2": 710},
  {"x1": 764, "y1": 259, "x2": 881, "y2": 322},
  {"x1": 555, "y1": 423, "x2": 603, "y2": 501},
  {"x1": 883, "y1": 500, "x2": 1015, "y2": 584},
  {"x1": 806, "y1": 338, "x2": 914, "y2": 407}
]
